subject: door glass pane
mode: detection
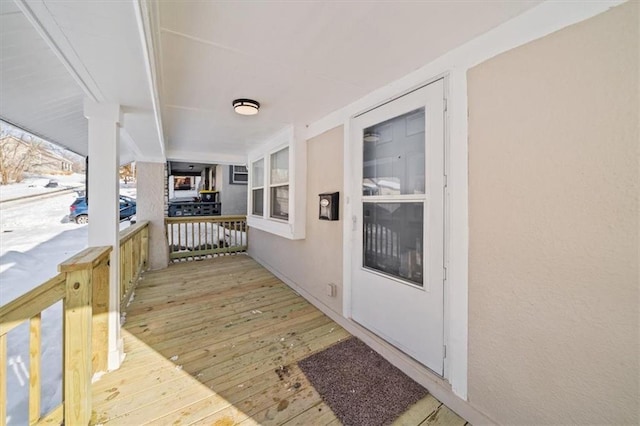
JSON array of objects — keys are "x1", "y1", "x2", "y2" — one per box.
[
  {"x1": 252, "y1": 188, "x2": 264, "y2": 216},
  {"x1": 363, "y1": 202, "x2": 424, "y2": 286},
  {"x1": 252, "y1": 159, "x2": 264, "y2": 188},
  {"x1": 270, "y1": 185, "x2": 289, "y2": 220},
  {"x1": 270, "y1": 148, "x2": 289, "y2": 185},
  {"x1": 363, "y1": 107, "x2": 425, "y2": 196}
]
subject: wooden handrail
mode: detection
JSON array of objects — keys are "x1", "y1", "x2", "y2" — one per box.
[
  {"x1": 1, "y1": 230, "x2": 150, "y2": 426},
  {"x1": 0, "y1": 274, "x2": 65, "y2": 335},
  {"x1": 59, "y1": 246, "x2": 111, "y2": 272},
  {"x1": 119, "y1": 220, "x2": 150, "y2": 244},
  {"x1": 165, "y1": 215, "x2": 248, "y2": 262},
  {"x1": 0, "y1": 274, "x2": 66, "y2": 426},
  {"x1": 1, "y1": 246, "x2": 112, "y2": 426}
]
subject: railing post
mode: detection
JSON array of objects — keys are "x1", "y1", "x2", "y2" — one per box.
[
  {"x1": 59, "y1": 246, "x2": 112, "y2": 425},
  {"x1": 63, "y1": 267, "x2": 92, "y2": 425}
]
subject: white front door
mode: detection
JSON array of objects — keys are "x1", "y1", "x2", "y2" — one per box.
[{"x1": 351, "y1": 79, "x2": 445, "y2": 375}]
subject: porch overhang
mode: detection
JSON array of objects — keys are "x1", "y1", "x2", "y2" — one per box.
[
  {"x1": 0, "y1": 0, "x2": 165, "y2": 164},
  {"x1": 1, "y1": 0, "x2": 547, "y2": 165}
]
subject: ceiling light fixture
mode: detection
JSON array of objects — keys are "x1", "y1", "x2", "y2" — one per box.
[
  {"x1": 363, "y1": 131, "x2": 380, "y2": 143},
  {"x1": 189, "y1": 165, "x2": 194, "y2": 170},
  {"x1": 233, "y1": 98, "x2": 260, "y2": 116}
]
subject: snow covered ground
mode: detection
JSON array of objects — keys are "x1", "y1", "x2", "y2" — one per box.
[
  {"x1": 1, "y1": 193, "x2": 86, "y2": 425},
  {"x1": 0, "y1": 173, "x2": 85, "y2": 202},
  {"x1": 0, "y1": 180, "x2": 136, "y2": 425}
]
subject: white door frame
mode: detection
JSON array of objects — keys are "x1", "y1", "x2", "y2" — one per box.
[
  {"x1": 350, "y1": 78, "x2": 447, "y2": 375},
  {"x1": 341, "y1": 71, "x2": 463, "y2": 399}
]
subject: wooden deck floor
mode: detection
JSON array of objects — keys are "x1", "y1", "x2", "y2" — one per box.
[{"x1": 91, "y1": 255, "x2": 468, "y2": 425}]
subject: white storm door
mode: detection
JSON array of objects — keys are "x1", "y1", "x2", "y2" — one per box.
[{"x1": 351, "y1": 79, "x2": 445, "y2": 375}]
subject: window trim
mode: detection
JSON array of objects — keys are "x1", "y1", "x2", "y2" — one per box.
[
  {"x1": 230, "y1": 164, "x2": 248, "y2": 185},
  {"x1": 268, "y1": 146, "x2": 290, "y2": 221},
  {"x1": 250, "y1": 159, "x2": 265, "y2": 216},
  {"x1": 247, "y1": 126, "x2": 306, "y2": 240}
]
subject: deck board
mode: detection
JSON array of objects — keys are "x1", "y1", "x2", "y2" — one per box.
[{"x1": 91, "y1": 255, "x2": 467, "y2": 425}]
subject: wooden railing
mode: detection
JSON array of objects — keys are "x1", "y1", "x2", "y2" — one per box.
[
  {"x1": 119, "y1": 221, "x2": 149, "y2": 308},
  {"x1": 166, "y1": 215, "x2": 248, "y2": 262},
  {"x1": 0, "y1": 246, "x2": 112, "y2": 426},
  {"x1": 0, "y1": 223, "x2": 150, "y2": 425}
]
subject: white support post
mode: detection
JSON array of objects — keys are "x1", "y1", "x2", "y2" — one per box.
[{"x1": 84, "y1": 100, "x2": 123, "y2": 371}]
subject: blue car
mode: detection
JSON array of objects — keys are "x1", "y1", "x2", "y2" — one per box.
[{"x1": 69, "y1": 195, "x2": 137, "y2": 224}]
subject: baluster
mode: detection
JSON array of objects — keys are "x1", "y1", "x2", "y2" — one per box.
[
  {"x1": 196, "y1": 221, "x2": 200, "y2": 257},
  {"x1": 1, "y1": 333, "x2": 7, "y2": 426},
  {"x1": 29, "y1": 313, "x2": 41, "y2": 424}
]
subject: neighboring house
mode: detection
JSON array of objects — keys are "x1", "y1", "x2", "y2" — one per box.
[
  {"x1": 168, "y1": 174, "x2": 201, "y2": 200},
  {"x1": 32, "y1": 146, "x2": 74, "y2": 174},
  {"x1": 0, "y1": 136, "x2": 73, "y2": 181},
  {"x1": 166, "y1": 162, "x2": 247, "y2": 215},
  {"x1": 216, "y1": 164, "x2": 247, "y2": 216},
  {"x1": 1, "y1": 1, "x2": 637, "y2": 425}
]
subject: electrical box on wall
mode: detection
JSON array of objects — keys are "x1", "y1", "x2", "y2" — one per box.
[
  {"x1": 319, "y1": 192, "x2": 339, "y2": 221},
  {"x1": 326, "y1": 283, "x2": 337, "y2": 297}
]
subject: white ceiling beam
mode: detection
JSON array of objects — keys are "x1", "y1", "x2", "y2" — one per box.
[
  {"x1": 14, "y1": 0, "x2": 104, "y2": 102},
  {"x1": 166, "y1": 149, "x2": 246, "y2": 166},
  {"x1": 133, "y1": 0, "x2": 166, "y2": 159}
]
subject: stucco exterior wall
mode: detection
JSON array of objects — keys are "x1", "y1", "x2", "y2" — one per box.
[
  {"x1": 221, "y1": 165, "x2": 248, "y2": 215},
  {"x1": 249, "y1": 126, "x2": 344, "y2": 314},
  {"x1": 467, "y1": 2, "x2": 639, "y2": 424},
  {"x1": 136, "y1": 162, "x2": 169, "y2": 270}
]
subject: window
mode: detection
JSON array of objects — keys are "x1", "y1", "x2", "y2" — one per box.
[
  {"x1": 270, "y1": 147, "x2": 289, "y2": 220},
  {"x1": 230, "y1": 165, "x2": 248, "y2": 184},
  {"x1": 362, "y1": 107, "x2": 426, "y2": 286},
  {"x1": 251, "y1": 159, "x2": 264, "y2": 216},
  {"x1": 173, "y1": 176, "x2": 194, "y2": 190},
  {"x1": 246, "y1": 126, "x2": 305, "y2": 240}
]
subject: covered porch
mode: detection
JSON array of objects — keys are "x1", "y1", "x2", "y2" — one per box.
[
  {"x1": 1, "y1": 226, "x2": 468, "y2": 425},
  {"x1": 91, "y1": 255, "x2": 466, "y2": 425},
  {"x1": 2, "y1": 1, "x2": 637, "y2": 425}
]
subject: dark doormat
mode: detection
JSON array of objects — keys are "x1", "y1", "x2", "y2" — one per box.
[{"x1": 298, "y1": 337, "x2": 428, "y2": 426}]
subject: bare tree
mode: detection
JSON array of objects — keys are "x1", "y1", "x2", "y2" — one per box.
[{"x1": 0, "y1": 135, "x2": 45, "y2": 185}]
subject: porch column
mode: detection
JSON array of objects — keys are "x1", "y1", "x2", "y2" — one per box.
[
  {"x1": 84, "y1": 100, "x2": 123, "y2": 371},
  {"x1": 136, "y1": 161, "x2": 169, "y2": 270}
]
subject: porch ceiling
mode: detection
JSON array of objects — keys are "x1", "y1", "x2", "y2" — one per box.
[
  {"x1": 168, "y1": 161, "x2": 213, "y2": 175},
  {"x1": 1, "y1": 0, "x2": 542, "y2": 164},
  {"x1": 0, "y1": 0, "x2": 87, "y2": 155},
  {"x1": 0, "y1": 0, "x2": 164, "y2": 163},
  {"x1": 156, "y1": 0, "x2": 541, "y2": 160}
]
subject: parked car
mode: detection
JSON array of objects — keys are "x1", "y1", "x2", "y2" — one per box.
[
  {"x1": 69, "y1": 195, "x2": 136, "y2": 224},
  {"x1": 44, "y1": 179, "x2": 59, "y2": 188}
]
